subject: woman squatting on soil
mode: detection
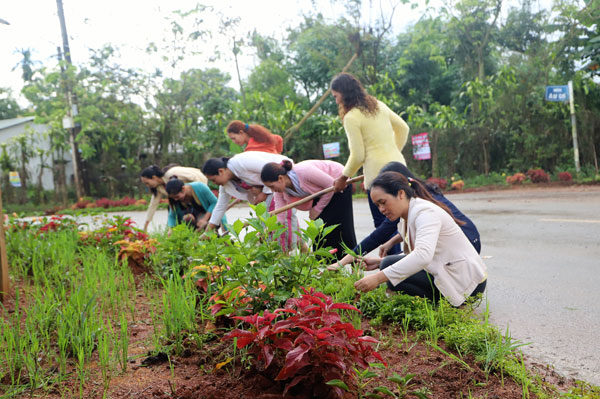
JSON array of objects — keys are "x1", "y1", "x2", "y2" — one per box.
[
  {"x1": 353, "y1": 171, "x2": 487, "y2": 307},
  {"x1": 329, "y1": 162, "x2": 481, "y2": 271}
]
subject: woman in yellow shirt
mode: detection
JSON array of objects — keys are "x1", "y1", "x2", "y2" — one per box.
[{"x1": 330, "y1": 72, "x2": 410, "y2": 229}]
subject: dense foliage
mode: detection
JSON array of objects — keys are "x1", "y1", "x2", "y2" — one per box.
[{"x1": 1, "y1": 0, "x2": 599, "y2": 205}]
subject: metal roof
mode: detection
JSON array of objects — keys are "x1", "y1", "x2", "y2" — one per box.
[{"x1": 0, "y1": 116, "x2": 35, "y2": 131}]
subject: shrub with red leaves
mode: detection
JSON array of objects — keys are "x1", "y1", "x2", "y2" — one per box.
[
  {"x1": 526, "y1": 168, "x2": 550, "y2": 183},
  {"x1": 426, "y1": 177, "x2": 447, "y2": 190},
  {"x1": 223, "y1": 288, "x2": 385, "y2": 398},
  {"x1": 506, "y1": 172, "x2": 526, "y2": 185},
  {"x1": 95, "y1": 196, "x2": 139, "y2": 208},
  {"x1": 558, "y1": 171, "x2": 573, "y2": 182}
]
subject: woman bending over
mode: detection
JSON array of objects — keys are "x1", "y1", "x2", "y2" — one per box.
[
  {"x1": 140, "y1": 165, "x2": 207, "y2": 231},
  {"x1": 261, "y1": 159, "x2": 357, "y2": 258},
  {"x1": 165, "y1": 179, "x2": 226, "y2": 232},
  {"x1": 227, "y1": 120, "x2": 283, "y2": 154},
  {"x1": 202, "y1": 151, "x2": 299, "y2": 250}
]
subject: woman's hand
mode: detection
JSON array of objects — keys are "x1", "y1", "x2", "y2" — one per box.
[
  {"x1": 196, "y1": 218, "x2": 208, "y2": 231},
  {"x1": 332, "y1": 175, "x2": 349, "y2": 193},
  {"x1": 326, "y1": 253, "x2": 354, "y2": 271},
  {"x1": 196, "y1": 212, "x2": 211, "y2": 232},
  {"x1": 182, "y1": 214, "x2": 195, "y2": 223},
  {"x1": 362, "y1": 257, "x2": 381, "y2": 271},
  {"x1": 379, "y1": 241, "x2": 392, "y2": 257},
  {"x1": 354, "y1": 271, "x2": 388, "y2": 292}
]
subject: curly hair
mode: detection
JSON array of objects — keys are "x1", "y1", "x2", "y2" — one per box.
[{"x1": 330, "y1": 73, "x2": 379, "y2": 119}]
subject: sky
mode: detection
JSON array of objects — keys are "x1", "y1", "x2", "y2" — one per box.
[
  {"x1": 0, "y1": 0, "x2": 430, "y2": 107},
  {"x1": 1, "y1": 0, "x2": 555, "y2": 107}
]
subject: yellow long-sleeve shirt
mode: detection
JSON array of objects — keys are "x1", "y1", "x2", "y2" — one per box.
[{"x1": 341, "y1": 100, "x2": 409, "y2": 188}]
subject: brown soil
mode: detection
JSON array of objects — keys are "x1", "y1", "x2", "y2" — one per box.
[{"x1": 3, "y1": 277, "x2": 574, "y2": 399}]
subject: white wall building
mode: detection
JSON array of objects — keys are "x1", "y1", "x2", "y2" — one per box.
[{"x1": 0, "y1": 116, "x2": 74, "y2": 190}]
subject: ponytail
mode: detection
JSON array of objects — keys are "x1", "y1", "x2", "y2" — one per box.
[
  {"x1": 227, "y1": 120, "x2": 278, "y2": 145},
  {"x1": 261, "y1": 160, "x2": 293, "y2": 183},
  {"x1": 141, "y1": 165, "x2": 164, "y2": 196},
  {"x1": 372, "y1": 171, "x2": 465, "y2": 226}
]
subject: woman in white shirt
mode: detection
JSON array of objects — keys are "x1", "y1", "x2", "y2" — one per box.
[
  {"x1": 354, "y1": 171, "x2": 487, "y2": 306},
  {"x1": 201, "y1": 151, "x2": 299, "y2": 250}
]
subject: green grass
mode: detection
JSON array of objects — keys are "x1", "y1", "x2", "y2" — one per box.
[{"x1": 1, "y1": 213, "x2": 598, "y2": 398}]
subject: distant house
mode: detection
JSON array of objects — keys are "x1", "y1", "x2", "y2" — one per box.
[{"x1": 0, "y1": 116, "x2": 73, "y2": 190}]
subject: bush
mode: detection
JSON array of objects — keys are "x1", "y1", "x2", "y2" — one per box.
[
  {"x1": 506, "y1": 173, "x2": 526, "y2": 185},
  {"x1": 526, "y1": 169, "x2": 550, "y2": 183},
  {"x1": 224, "y1": 288, "x2": 384, "y2": 398},
  {"x1": 427, "y1": 177, "x2": 447, "y2": 190},
  {"x1": 450, "y1": 180, "x2": 464, "y2": 190},
  {"x1": 558, "y1": 171, "x2": 573, "y2": 182}
]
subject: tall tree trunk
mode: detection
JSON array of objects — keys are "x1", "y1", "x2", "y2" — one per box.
[{"x1": 482, "y1": 137, "x2": 489, "y2": 176}]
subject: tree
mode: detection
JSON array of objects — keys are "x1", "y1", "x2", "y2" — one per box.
[
  {"x1": 443, "y1": 0, "x2": 503, "y2": 82},
  {"x1": 0, "y1": 88, "x2": 20, "y2": 119}
]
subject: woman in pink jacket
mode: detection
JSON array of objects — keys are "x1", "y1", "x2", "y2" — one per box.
[{"x1": 260, "y1": 159, "x2": 357, "y2": 259}]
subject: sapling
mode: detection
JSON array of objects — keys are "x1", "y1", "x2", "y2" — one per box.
[
  {"x1": 97, "y1": 326, "x2": 112, "y2": 398},
  {"x1": 118, "y1": 312, "x2": 129, "y2": 373}
]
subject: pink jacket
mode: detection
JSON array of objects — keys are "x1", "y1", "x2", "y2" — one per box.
[{"x1": 272, "y1": 160, "x2": 344, "y2": 220}]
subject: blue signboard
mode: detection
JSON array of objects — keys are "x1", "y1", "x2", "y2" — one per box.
[{"x1": 545, "y1": 85, "x2": 569, "y2": 102}]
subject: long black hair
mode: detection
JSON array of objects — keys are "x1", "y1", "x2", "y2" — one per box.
[
  {"x1": 165, "y1": 179, "x2": 185, "y2": 210},
  {"x1": 379, "y1": 162, "x2": 443, "y2": 196},
  {"x1": 202, "y1": 157, "x2": 230, "y2": 176},
  {"x1": 371, "y1": 171, "x2": 465, "y2": 225},
  {"x1": 141, "y1": 165, "x2": 164, "y2": 195},
  {"x1": 261, "y1": 160, "x2": 293, "y2": 183}
]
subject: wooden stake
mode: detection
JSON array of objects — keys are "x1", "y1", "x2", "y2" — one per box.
[{"x1": 0, "y1": 187, "x2": 10, "y2": 302}]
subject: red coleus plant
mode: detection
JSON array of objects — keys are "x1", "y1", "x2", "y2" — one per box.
[{"x1": 223, "y1": 287, "x2": 385, "y2": 397}]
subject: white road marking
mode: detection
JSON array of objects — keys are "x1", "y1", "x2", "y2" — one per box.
[{"x1": 539, "y1": 218, "x2": 600, "y2": 224}]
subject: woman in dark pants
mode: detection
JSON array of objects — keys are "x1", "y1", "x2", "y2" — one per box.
[
  {"x1": 329, "y1": 162, "x2": 481, "y2": 271},
  {"x1": 354, "y1": 171, "x2": 487, "y2": 307},
  {"x1": 261, "y1": 159, "x2": 356, "y2": 259}
]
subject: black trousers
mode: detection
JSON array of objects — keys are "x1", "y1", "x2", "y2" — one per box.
[
  {"x1": 316, "y1": 186, "x2": 357, "y2": 260},
  {"x1": 379, "y1": 254, "x2": 486, "y2": 304}
]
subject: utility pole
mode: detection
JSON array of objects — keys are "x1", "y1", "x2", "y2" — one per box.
[
  {"x1": 567, "y1": 80, "x2": 581, "y2": 174},
  {"x1": 56, "y1": 0, "x2": 85, "y2": 198},
  {"x1": 0, "y1": 188, "x2": 9, "y2": 302}
]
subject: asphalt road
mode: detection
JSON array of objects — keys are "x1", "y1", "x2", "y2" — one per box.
[{"x1": 79, "y1": 185, "x2": 600, "y2": 385}]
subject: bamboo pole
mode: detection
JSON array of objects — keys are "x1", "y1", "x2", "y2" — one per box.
[
  {"x1": 269, "y1": 175, "x2": 364, "y2": 216},
  {"x1": 0, "y1": 188, "x2": 9, "y2": 302},
  {"x1": 283, "y1": 53, "x2": 359, "y2": 142}
]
